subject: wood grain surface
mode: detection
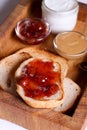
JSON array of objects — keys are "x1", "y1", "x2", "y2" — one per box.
[{"x1": 0, "y1": 0, "x2": 87, "y2": 130}]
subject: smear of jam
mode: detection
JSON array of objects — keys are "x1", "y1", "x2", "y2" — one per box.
[
  {"x1": 18, "y1": 59, "x2": 60, "y2": 99},
  {"x1": 20, "y1": 19, "x2": 47, "y2": 39}
]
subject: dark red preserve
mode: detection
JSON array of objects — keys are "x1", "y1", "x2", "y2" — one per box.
[
  {"x1": 15, "y1": 18, "x2": 50, "y2": 44},
  {"x1": 18, "y1": 59, "x2": 60, "y2": 99}
]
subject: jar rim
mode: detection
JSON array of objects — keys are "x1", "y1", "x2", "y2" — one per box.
[
  {"x1": 53, "y1": 31, "x2": 87, "y2": 59},
  {"x1": 42, "y1": 0, "x2": 79, "y2": 14}
]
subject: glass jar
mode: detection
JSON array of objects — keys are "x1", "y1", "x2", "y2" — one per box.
[
  {"x1": 42, "y1": 0, "x2": 79, "y2": 33},
  {"x1": 53, "y1": 31, "x2": 87, "y2": 59}
]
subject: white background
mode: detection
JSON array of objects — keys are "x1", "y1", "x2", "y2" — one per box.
[
  {"x1": 0, "y1": 119, "x2": 27, "y2": 130},
  {"x1": 77, "y1": 0, "x2": 87, "y2": 4}
]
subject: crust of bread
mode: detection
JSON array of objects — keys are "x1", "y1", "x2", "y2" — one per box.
[
  {"x1": 54, "y1": 78, "x2": 81, "y2": 112},
  {"x1": 0, "y1": 52, "x2": 31, "y2": 95},
  {"x1": 16, "y1": 85, "x2": 63, "y2": 108},
  {"x1": 16, "y1": 78, "x2": 81, "y2": 110},
  {"x1": 16, "y1": 47, "x2": 68, "y2": 77},
  {"x1": 15, "y1": 57, "x2": 64, "y2": 107}
]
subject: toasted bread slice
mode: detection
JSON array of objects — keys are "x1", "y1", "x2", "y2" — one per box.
[
  {"x1": 0, "y1": 52, "x2": 31, "y2": 95},
  {"x1": 54, "y1": 78, "x2": 81, "y2": 112},
  {"x1": 16, "y1": 47, "x2": 68, "y2": 77},
  {"x1": 16, "y1": 77, "x2": 81, "y2": 110},
  {"x1": 15, "y1": 57, "x2": 64, "y2": 108}
]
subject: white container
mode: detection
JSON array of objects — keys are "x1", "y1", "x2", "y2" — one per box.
[{"x1": 42, "y1": 0, "x2": 79, "y2": 33}]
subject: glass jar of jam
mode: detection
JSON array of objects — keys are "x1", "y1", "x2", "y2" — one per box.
[{"x1": 15, "y1": 18, "x2": 51, "y2": 44}]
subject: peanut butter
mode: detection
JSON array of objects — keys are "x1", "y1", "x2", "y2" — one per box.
[{"x1": 56, "y1": 32, "x2": 87, "y2": 55}]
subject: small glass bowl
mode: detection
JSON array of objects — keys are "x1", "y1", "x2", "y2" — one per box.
[
  {"x1": 53, "y1": 31, "x2": 87, "y2": 60},
  {"x1": 15, "y1": 18, "x2": 51, "y2": 45}
]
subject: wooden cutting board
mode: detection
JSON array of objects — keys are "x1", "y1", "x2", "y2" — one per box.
[{"x1": 0, "y1": 0, "x2": 87, "y2": 130}]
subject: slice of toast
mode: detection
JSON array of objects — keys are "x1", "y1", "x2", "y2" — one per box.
[
  {"x1": 15, "y1": 57, "x2": 64, "y2": 108},
  {"x1": 0, "y1": 52, "x2": 31, "y2": 95}
]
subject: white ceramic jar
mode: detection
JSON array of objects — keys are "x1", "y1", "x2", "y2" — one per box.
[{"x1": 42, "y1": 0, "x2": 79, "y2": 33}]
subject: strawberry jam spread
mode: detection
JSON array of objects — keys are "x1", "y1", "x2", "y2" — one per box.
[
  {"x1": 18, "y1": 59, "x2": 60, "y2": 99},
  {"x1": 20, "y1": 20, "x2": 46, "y2": 39},
  {"x1": 16, "y1": 18, "x2": 50, "y2": 44}
]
